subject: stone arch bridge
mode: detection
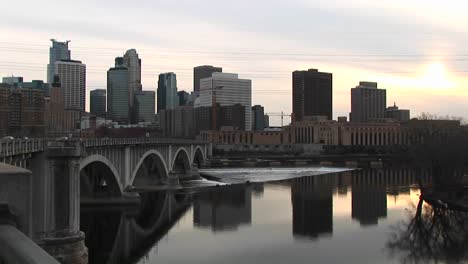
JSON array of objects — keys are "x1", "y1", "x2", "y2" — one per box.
[{"x1": 0, "y1": 137, "x2": 211, "y2": 260}]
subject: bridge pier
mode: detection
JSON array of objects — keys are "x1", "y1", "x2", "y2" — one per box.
[{"x1": 31, "y1": 142, "x2": 88, "y2": 264}]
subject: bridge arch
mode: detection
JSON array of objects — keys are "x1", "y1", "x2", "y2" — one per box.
[
  {"x1": 80, "y1": 155, "x2": 123, "y2": 197},
  {"x1": 171, "y1": 147, "x2": 192, "y2": 174},
  {"x1": 131, "y1": 150, "x2": 169, "y2": 187},
  {"x1": 193, "y1": 146, "x2": 206, "y2": 168}
]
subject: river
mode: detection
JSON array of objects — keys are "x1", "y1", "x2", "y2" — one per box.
[{"x1": 81, "y1": 166, "x2": 468, "y2": 264}]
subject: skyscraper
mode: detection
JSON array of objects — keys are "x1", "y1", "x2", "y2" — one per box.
[
  {"x1": 55, "y1": 60, "x2": 86, "y2": 111},
  {"x1": 157, "y1": 72, "x2": 179, "y2": 112},
  {"x1": 90, "y1": 89, "x2": 106, "y2": 117},
  {"x1": 134, "y1": 91, "x2": 155, "y2": 123},
  {"x1": 193, "y1": 65, "x2": 222, "y2": 95},
  {"x1": 107, "y1": 67, "x2": 129, "y2": 123},
  {"x1": 350, "y1": 82, "x2": 387, "y2": 123},
  {"x1": 115, "y1": 49, "x2": 142, "y2": 107},
  {"x1": 47, "y1": 39, "x2": 71, "y2": 83},
  {"x1": 195, "y1": 72, "x2": 252, "y2": 130},
  {"x1": 178, "y1": 91, "x2": 190, "y2": 106},
  {"x1": 292, "y1": 69, "x2": 333, "y2": 121}
]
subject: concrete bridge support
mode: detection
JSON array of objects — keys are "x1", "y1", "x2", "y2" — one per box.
[{"x1": 30, "y1": 142, "x2": 87, "y2": 264}]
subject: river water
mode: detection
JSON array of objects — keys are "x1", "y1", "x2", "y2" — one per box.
[{"x1": 81, "y1": 167, "x2": 467, "y2": 264}]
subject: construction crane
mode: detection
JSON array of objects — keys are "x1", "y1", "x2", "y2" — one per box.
[{"x1": 266, "y1": 111, "x2": 293, "y2": 127}]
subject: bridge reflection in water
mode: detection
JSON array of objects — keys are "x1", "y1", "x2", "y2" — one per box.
[{"x1": 81, "y1": 191, "x2": 191, "y2": 264}]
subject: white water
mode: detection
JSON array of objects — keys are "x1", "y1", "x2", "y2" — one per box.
[{"x1": 198, "y1": 167, "x2": 353, "y2": 184}]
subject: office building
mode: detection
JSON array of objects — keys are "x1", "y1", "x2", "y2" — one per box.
[
  {"x1": 55, "y1": 60, "x2": 86, "y2": 111},
  {"x1": 178, "y1": 90, "x2": 190, "y2": 106},
  {"x1": 159, "y1": 105, "x2": 195, "y2": 138},
  {"x1": 251, "y1": 105, "x2": 265, "y2": 131},
  {"x1": 45, "y1": 75, "x2": 80, "y2": 137},
  {"x1": 2, "y1": 77, "x2": 49, "y2": 96},
  {"x1": 2, "y1": 76, "x2": 23, "y2": 86},
  {"x1": 115, "y1": 49, "x2": 142, "y2": 109},
  {"x1": 385, "y1": 103, "x2": 410, "y2": 122},
  {"x1": 292, "y1": 69, "x2": 333, "y2": 121},
  {"x1": 107, "y1": 67, "x2": 129, "y2": 123},
  {"x1": 47, "y1": 39, "x2": 71, "y2": 83},
  {"x1": 157, "y1": 72, "x2": 179, "y2": 112},
  {"x1": 0, "y1": 84, "x2": 45, "y2": 137},
  {"x1": 90, "y1": 89, "x2": 106, "y2": 117},
  {"x1": 134, "y1": 91, "x2": 155, "y2": 123},
  {"x1": 195, "y1": 72, "x2": 252, "y2": 130},
  {"x1": 350, "y1": 82, "x2": 386, "y2": 123},
  {"x1": 193, "y1": 65, "x2": 222, "y2": 96}
]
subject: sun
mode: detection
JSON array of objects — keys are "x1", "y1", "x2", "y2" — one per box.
[{"x1": 419, "y1": 62, "x2": 454, "y2": 89}]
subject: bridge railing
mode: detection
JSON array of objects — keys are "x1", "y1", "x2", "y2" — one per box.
[
  {"x1": 0, "y1": 138, "x2": 209, "y2": 158},
  {"x1": 81, "y1": 138, "x2": 208, "y2": 148},
  {"x1": 0, "y1": 139, "x2": 45, "y2": 158}
]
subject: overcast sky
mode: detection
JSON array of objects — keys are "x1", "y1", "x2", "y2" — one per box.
[{"x1": 1, "y1": 0, "x2": 467, "y2": 125}]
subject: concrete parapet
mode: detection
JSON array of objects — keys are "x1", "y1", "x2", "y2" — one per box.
[
  {"x1": 0, "y1": 163, "x2": 32, "y2": 237},
  {"x1": 0, "y1": 225, "x2": 60, "y2": 264}
]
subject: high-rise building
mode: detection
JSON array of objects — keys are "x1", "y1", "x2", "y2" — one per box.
[
  {"x1": 178, "y1": 90, "x2": 190, "y2": 106},
  {"x1": 107, "y1": 67, "x2": 129, "y2": 123},
  {"x1": 47, "y1": 39, "x2": 71, "y2": 83},
  {"x1": 115, "y1": 49, "x2": 142, "y2": 108},
  {"x1": 292, "y1": 69, "x2": 333, "y2": 121},
  {"x1": 0, "y1": 84, "x2": 45, "y2": 137},
  {"x1": 193, "y1": 65, "x2": 222, "y2": 95},
  {"x1": 251, "y1": 105, "x2": 265, "y2": 131},
  {"x1": 195, "y1": 72, "x2": 252, "y2": 130},
  {"x1": 55, "y1": 60, "x2": 86, "y2": 112},
  {"x1": 350, "y1": 82, "x2": 387, "y2": 123},
  {"x1": 157, "y1": 72, "x2": 179, "y2": 112},
  {"x1": 134, "y1": 91, "x2": 155, "y2": 123},
  {"x1": 45, "y1": 75, "x2": 80, "y2": 137},
  {"x1": 385, "y1": 103, "x2": 410, "y2": 122},
  {"x1": 90, "y1": 89, "x2": 106, "y2": 117},
  {"x1": 159, "y1": 105, "x2": 195, "y2": 138}
]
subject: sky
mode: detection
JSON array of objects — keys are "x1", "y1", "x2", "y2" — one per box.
[{"x1": 1, "y1": 0, "x2": 468, "y2": 125}]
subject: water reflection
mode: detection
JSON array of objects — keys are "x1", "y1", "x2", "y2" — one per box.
[
  {"x1": 291, "y1": 174, "x2": 334, "y2": 239},
  {"x1": 80, "y1": 167, "x2": 441, "y2": 264},
  {"x1": 387, "y1": 198, "x2": 468, "y2": 264},
  {"x1": 80, "y1": 191, "x2": 191, "y2": 264},
  {"x1": 193, "y1": 185, "x2": 252, "y2": 232}
]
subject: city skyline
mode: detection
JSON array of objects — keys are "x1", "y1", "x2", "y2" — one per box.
[{"x1": 1, "y1": 0, "x2": 468, "y2": 125}]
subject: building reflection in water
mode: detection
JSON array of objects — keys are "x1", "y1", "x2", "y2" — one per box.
[
  {"x1": 193, "y1": 185, "x2": 252, "y2": 232},
  {"x1": 351, "y1": 168, "x2": 431, "y2": 226},
  {"x1": 290, "y1": 174, "x2": 335, "y2": 239}
]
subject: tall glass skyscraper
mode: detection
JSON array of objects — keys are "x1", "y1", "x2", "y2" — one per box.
[
  {"x1": 107, "y1": 67, "x2": 129, "y2": 123},
  {"x1": 115, "y1": 49, "x2": 142, "y2": 108},
  {"x1": 47, "y1": 39, "x2": 71, "y2": 83},
  {"x1": 157, "y1": 73, "x2": 179, "y2": 112}
]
